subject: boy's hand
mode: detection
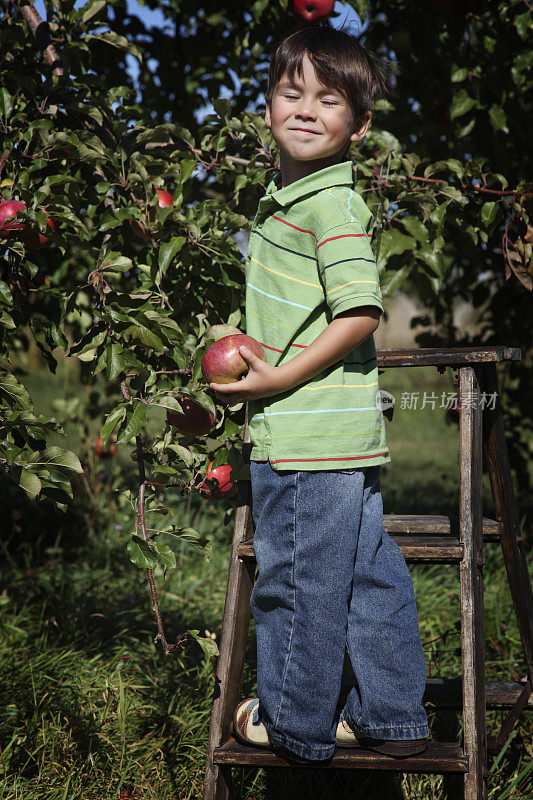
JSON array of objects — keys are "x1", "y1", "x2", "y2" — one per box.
[{"x1": 209, "y1": 346, "x2": 285, "y2": 404}]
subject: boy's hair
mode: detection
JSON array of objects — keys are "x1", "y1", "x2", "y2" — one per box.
[{"x1": 265, "y1": 26, "x2": 394, "y2": 129}]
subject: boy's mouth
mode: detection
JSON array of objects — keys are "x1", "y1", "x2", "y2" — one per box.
[{"x1": 291, "y1": 128, "x2": 320, "y2": 135}]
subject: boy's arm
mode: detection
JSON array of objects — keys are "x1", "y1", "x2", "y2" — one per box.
[{"x1": 209, "y1": 306, "x2": 381, "y2": 404}]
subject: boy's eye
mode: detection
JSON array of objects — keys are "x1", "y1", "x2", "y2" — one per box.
[{"x1": 283, "y1": 94, "x2": 338, "y2": 106}]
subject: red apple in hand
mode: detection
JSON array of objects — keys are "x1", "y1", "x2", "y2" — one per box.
[
  {"x1": 201, "y1": 334, "x2": 267, "y2": 384},
  {"x1": 166, "y1": 398, "x2": 216, "y2": 436},
  {"x1": 95, "y1": 436, "x2": 117, "y2": 458},
  {"x1": 293, "y1": 0, "x2": 334, "y2": 22},
  {"x1": 199, "y1": 461, "x2": 236, "y2": 499}
]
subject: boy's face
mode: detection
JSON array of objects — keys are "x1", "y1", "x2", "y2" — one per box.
[{"x1": 265, "y1": 54, "x2": 371, "y2": 166}]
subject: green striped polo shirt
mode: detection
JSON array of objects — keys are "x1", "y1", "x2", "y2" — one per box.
[{"x1": 244, "y1": 159, "x2": 390, "y2": 471}]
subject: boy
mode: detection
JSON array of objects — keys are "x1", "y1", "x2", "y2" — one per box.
[{"x1": 209, "y1": 26, "x2": 429, "y2": 764}]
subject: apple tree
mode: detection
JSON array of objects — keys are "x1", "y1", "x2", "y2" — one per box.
[{"x1": 1, "y1": 0, "x2": 531, "y2": 658}]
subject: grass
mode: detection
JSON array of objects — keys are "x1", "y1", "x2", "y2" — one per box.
[{"x1": 0, "y1": 361, "x2": 531, "y2": 799}]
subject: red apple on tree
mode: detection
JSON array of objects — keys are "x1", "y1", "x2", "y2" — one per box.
[
  {"x1": 0, "y1": 200, "x2": 27, "y2": 236},
  {"x1": 130, "y1": 187, "x2": 174, "y2": 239},
  {"x1": 293, "y1": 0, "x2": 334, "y2": 23},
  {"x1": 0, "y1": 200, "x2": 55, "y2": 247},
  {"x1": 166, "y1": 398, "x2": 216, "y2": 436},
  {"x1": 198, "y1": 461, "x2": 236, "y2": 499},
  {"x1": 201, "y1": 333, "x2": 267, "y2": 384},
  {"x1": 150, "y1": 189, "x2": 173, "y2": 220},
  {"x1": 23, "y1": 216, "x2": 57, "y2": 248},
  {"x1": 95, "y1": 436, "x2": 117, "y2": 458}
]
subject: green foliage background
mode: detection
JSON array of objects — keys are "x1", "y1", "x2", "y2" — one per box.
[{"x1": 0, "y1": 0, "x2": 532, "y2": 610}]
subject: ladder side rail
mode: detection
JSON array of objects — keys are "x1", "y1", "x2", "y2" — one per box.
[
  {"x1": 204, "y1": 417, "x2": 255, "y2": 800},
  {"x1": 459, "y1": 364, "x2": 488, "y2": 800},
  {"x1": 481, "y1": 362, "x2": 533, "y2": 679}
]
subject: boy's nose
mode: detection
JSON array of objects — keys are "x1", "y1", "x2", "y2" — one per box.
[{"x1": 295, "y1": 103, "x2": 317, "y2": 119}]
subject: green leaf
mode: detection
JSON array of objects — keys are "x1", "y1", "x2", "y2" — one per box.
[
  {"x1": 0, "y1": 373, "x2": 33, "y2": 411},
  {"x1": 27, "y1": 446, "x2": 83, "y2": 474},
  {"x1": 0, "y1": 280, "x2": 13, "y2": 306},
  {"x1": 152, "y1": 538, "x2": 177, "y2": 570},
  {"x1": 167, "y1": 443, "x2": 194, "y2": 467},
  {"x1": 0, "y1": 87, "x2": 13, "y2": 120},
  {"x1": 79, "y1": 0, "x2": 107, "y2": 25},
  {"x1": 116, "y1": 401, "x2": 147, "y2": 444},
  {"x1": 127, "y1": 535, "x2": 158, "y2": 570},
  {"x1": 488, "y1": 105, "x2": 509, "y2": 133},
  {"x1": 18, "y1": 469, "x2": 42, "y2": 500},
  {"x1": 213, "y1": 98, "x2": 232, "y2": 118},
  {"x1": 456, "y1": 117, "x2": 476, "y2": 139},
  {"x1": 235, "y1": 174, "x2": 247, "y2": 192},
  {"x1": 418, "y1": 248, "x2": 445, "y2": 278},
  {"x1": 180, "y1": 159, "x2": 197, "y2": 183},
  {"x1": 377, "y1": 229, "x2": 417, "y2": 265},
  {"x1": 158, "y1": 237, "x2": 186, "y2": 274},
  {"x1": 86, "y1": 32, "x2": 142, "y2": 61},
  {"x1": 0, "y1": 310, "x2": 16, "y2": 329},
  {"x1": 449, "y1": 90, "x2": 477, "y2": 120},
  {"x1": 380, "y1": 266, "x2": 409, "y2": 294},
  {"x1": 106, "y1": 342, "x2": 126, "y2": 381},
  {"x1": 174, "y1": 527, "x2": 212, "y2": 560},
  {"x1": 124, "y1": 320, "x2": 165, "y2": 352},
  {"x1": 514, "y1": 11, "x2": 531, "y2": 40},
  {"x1": 445, "y1": 159, "x2": 465, "y2": 180},
  {"x1": 189, "y1": 629, "x2": 219, "y2": 658},
  {"x1": 481, "y1": 201, "x2": 499, "y2": 227},
  {"x1": 450, "y1": 66, "x2": 468, "y2": 83},
  {"x1": 100, "y1": 253, "x2": 133, "y2": 272},
  {"x1": 398, "y1": 216, "x2": 428, "y2": 242}
]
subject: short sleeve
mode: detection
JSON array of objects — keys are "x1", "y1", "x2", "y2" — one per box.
[{"x1": 316, "y1": 217, "x2": 383, "y2": 319}]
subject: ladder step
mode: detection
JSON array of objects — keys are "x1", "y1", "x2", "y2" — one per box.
[
  {"x1": 337, "y1": 677, "x2": 533, "y2": 709},
  {"x1": 213, "y1": 738, "x2": 468, "y2": 773},
  {"x1": 238, "y1": 536, "x2": 464, "y2": 563},
  {"x1": 382, "y1": 514, "x2": 501, "y2": 540},
  {"x1": 237, "y1": 516, "x2": 503, "y2": 563}
]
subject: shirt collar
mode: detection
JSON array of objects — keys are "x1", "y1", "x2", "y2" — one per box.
[{"x1": 262, "y1": 160, "x2": 354, "y2": 207}]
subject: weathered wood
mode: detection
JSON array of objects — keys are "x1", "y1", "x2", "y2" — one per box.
[
  {"x1": 237, "y1": 536, "x2": 464, "y2": 562},
  {"x1": 383, "y1": 514, "x2": 502, "y2": 540},
  {"x1": 481, "y1": 363, "x2": 533, "y2": 679},
  {"x1": 459, "y1": 365, "x2": 488, "y2": 800},
  {"x1": 376, "y1": 346, "x2": 521, "y2": 368},
  {"x1": 213, "y1": 738, "x2": 469, "y2": 773},
  {"x1": 203, "y1": 417, "x2": 256, "y2": 800},
  {"x1": 338, "y1": 676, "x2": 533, "y2": 709}
]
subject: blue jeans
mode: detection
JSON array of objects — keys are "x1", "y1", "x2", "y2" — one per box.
[{"x1": 249, "y1": 460, "x2": 429, "y2": 761}]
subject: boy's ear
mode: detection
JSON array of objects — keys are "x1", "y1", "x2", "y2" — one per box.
[
  {"x1": 265, "y1": 102, "x2": 271, "y2": 129},
  {"x1": 349, "y1": 111, "x2": 372, "y2": 143}
]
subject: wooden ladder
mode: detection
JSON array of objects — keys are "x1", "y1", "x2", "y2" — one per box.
[{"x1": 203, "y1": 347, "x2": 533, "y2": 800}]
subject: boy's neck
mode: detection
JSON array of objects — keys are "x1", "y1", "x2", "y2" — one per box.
[{"x1": 278, "y1": 148, "x2": 350, "y2": 189}]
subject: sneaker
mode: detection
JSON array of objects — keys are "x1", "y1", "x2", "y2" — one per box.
[
  {"x1": 336, "y1": 718, "x2": 363, "y2": 748},
  {"x1": 232, "y1": 698, "x2": 270, "y2": 748},
  {"x1": 336, "y1": 718, "x2": 428, "y2": 757}
]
